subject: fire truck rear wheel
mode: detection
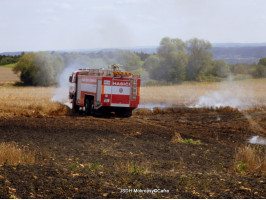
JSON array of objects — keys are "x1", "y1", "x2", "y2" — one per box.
[
  {"x1": 123, "y1": 110, "x2": 132, "y2": 117},
  {"x1": 85, "y1": 98, "x2": 90, "y2": 115},
  {"x1": 72, "y1": 96, "x2": 79, "y2": 113},
  {"x1": 89, "y1": 99, "x2": 95, "y2": 115}
]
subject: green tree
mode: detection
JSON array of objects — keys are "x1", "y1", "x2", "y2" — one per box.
[
  {"x1": 13, "y1": 53, "x2": 37, "y2": 85},
  {"x1": 231, "y1": 64, "x2": 248, "y2": 74},
  {"x1": 143, "y1": 54, "x2": 160, "y2": 73},
  {"x1": 158, "y1": 37, "x2": 185, "y2": 58},
  {"x1": 186, "y1": 38, "x2": 213, "y2": 81},
  {"x1": 254, "y1": 64, "x2": 266, "y2": 78},
  {"x1": 258, "y1": 57, "x2": 266, "y2": 66},
  {"x1": 148, "y1": 37, "x2": 187, "y2": 82},
  {"x1": 213, "y1": 60, "x2": 230, "y2": 78},
  {"x1": 13, "y1": 52, "x2": 64, "y2": 86},
  {"x1": 0, "y1": 55, "x2": 21, "y2": 65},
  {"x1": 253, "y1": 58, "x2": 266, "y2": 78},
  {"x1": 164, "y1": 51, "x2": 187, "y2": 82}
]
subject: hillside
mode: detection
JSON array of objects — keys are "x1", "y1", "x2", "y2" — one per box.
[
  {"x1": 211, "y1": 46, "x2": 266, "y2": 64},
  {"x1": 1, "y1": 43, "x2": 266, "y2": 65}
]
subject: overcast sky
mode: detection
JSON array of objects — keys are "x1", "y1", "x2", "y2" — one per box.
[{"x1": 0, "y1": 0, "x2": 266, "y2": 52}]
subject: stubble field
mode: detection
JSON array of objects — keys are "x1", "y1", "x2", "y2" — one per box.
[
  {"x1": 0, "y1": 67, "x2": 19, "y2": 83},
  {"x1": 0, "y1": 78, "x2": 265, "y2": 198}
]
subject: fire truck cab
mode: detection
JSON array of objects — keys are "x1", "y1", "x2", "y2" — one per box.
[{"x1": 69, "y1": 64, "x2": 141, "y2": 117}]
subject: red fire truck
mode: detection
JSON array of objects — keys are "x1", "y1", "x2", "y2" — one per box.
[{"x1": 69, "y1": 65, "x2": 141, "y2": 117}]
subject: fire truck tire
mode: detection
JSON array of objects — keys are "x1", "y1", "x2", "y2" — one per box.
[
  {"x1": 89, "y1": 99, "x2": 95, "y2": 115},
  {"x1": 72, "y1": 96, "x2": 79, "y2": 113},
  {"x1": 84, "y1": 98, "x2": 90, "y2": 115},
  {"x1": 123, "y1": 111, "x2": 132, "y2": 117}
]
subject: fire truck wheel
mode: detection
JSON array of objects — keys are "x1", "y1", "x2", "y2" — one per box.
[
  {"x1": 123, "y1": 110, "x2": 132, "y2": 117},
  {"x1": 84, "y1": 98, "x2": 90, "y2": 115},
  {"x1": 89, "y1": 99, "x2": 95, "y2": 115},
  {"x1": 72, "y1": 96, "x2": 79, "y2": 113}
]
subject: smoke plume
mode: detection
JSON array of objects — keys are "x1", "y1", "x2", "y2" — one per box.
[
  {"x1": 50, "y1": 54, "x2": 109, "y2": 105},
  {"x1": 193, "y1": 77, "x2": 254, "y2": 110},
  {"x1": 50, "y1": 64, "x2": 77, "y2": 103}
]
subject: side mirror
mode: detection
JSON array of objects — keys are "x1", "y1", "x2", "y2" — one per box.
[{"x1": 69, "y1": 76, "x2": 72, "y2": 83}]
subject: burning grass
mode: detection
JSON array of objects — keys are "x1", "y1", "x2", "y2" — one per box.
[{"x1": 0, "y1": 142, "x2": 36, "y2": 165}]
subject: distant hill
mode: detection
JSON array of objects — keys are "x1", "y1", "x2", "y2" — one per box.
[
  {"x1": 210, "y1": 46, "x2": 266, "y2": 64},
  {"x1": 212, "y1": 43, "x2": 266, "y2": 47},
  {"x1": 128, "y1": 44, "x2": 266, "y2": 64},
  {"x1": 1, "y1": 43, "x2": 266, "y2": 64},
  {"x1": 129, "y1": 44, "x2": 266, "y2": 64},
  {"x1": 0, "y1": 52, "x2": 23, "y2": 56}
]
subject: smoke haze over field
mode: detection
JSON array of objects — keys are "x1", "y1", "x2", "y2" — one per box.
[
  {"x1": 192, "y1": 76, "x2": 253, "y2": 109},
  {"x1": 1, "y1": 0, "x2": 266, "y2": 52},
  {"x1": 194, "y1": 85, "x2": 252, "y2": 110},
  {"x1": 50, "y1": 64, "x2": 76, "y2": 103}
]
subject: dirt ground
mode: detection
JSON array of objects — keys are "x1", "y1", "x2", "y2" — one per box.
[{"x1": 0, "y1": 107, "x2": 265, "y2": 198}]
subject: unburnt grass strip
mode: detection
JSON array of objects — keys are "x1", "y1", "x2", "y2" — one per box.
[
  {"x1": 0, "y1": 142, "x2": 36, "y2": 165},
  {"x1": 234, "y1": 145, "x2": 266, "y2": 174}
]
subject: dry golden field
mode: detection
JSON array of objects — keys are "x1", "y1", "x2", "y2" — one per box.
[
  {"x1": 0, "y1": 67, "x2": 20, "y2": 83},
  {"x1": 0, "y1": 142, "x2": 36, "y2": 165},
  {"x1": 1, "y1": 78, "x2": 265, "y2": 117},
  {"x1": 140, "y1": 79, "x2": 266, "y2": 108},
  {"x1": 0, "y1": 87, "x2": 70, "y2": 117}
]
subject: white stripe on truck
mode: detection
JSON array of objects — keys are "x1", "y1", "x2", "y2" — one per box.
[
  {"x1": 80, "y1": 83, "x2": 96, "y2": 93},
  {"x1": 104, "y1": 86, "x2": 130, "y2": 95},
  {"x1": 111, "y1": 103, "x2": 130, "y2": 107}
]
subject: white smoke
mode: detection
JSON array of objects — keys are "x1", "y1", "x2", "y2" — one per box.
[
  {"x1": 249, "y1": 136, "x2": 266, "y2": 145},
  {"x1": 138, "y1": 103, "x2": 172, "y2": 110},
  {"x1": 50, "y1": 62, "x2": 105, "y2": 108},
  {"x1": 50, "y1": 64, "x2": 79, "y2": 106},
  {"x1": 193, "y1": 80, "x2": 254, "y2": 110},
  {"x1": 195, "y1": 90, "x2": 243, "y2": 109}
]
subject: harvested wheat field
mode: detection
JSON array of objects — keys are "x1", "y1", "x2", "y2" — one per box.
[
  {"x1": 0, "y1": 67, "x2": 20, "y2": 84},
  {"x1": 0, "y1": 80, "x2": 265, "y2": 198},
  {"x1": 140, "y1": 79, "x2": 266, "y2": 108}
]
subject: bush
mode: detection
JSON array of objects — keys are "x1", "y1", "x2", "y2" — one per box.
[
  {"x1": 253, "y1": 64, "x2": 266, "y2": 78},
  {"x1": 13, "y1": 52, "x2": 64, "y2": 86}
]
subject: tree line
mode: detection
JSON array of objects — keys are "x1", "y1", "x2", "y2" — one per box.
[
  {"x1": 143, "y1": 37, "x2": 266, "y2": 84},
  {"x1": 0, "y1": 54, "x2": 21, "y2": 65},
  {"x1": 11, "y1": 37, "x2": 266, "y2": 86}
]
